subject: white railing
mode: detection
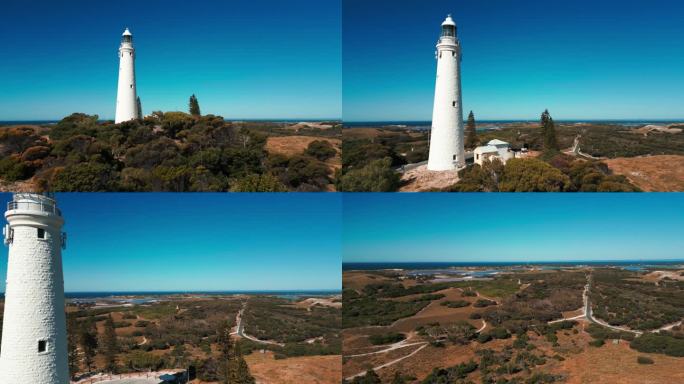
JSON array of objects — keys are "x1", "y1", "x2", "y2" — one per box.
[{"x1": 7, "y1": 200, "x2": 61, "y2": 216}]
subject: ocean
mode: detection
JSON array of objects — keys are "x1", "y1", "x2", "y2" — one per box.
[
  {"x1": 0, "y1": 290, "x2": 340, "y2": 300},
  {"x1": 342, "y1": 260, "x2": 684, "y2": 271},
  {"x1": 0, "y1": 118, "x2": 341, "y2": 127},
  {"x1": 342, "y1": 120, "x2": 684, "y2": 130}
]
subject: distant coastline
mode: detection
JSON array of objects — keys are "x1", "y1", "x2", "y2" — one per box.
[
  {"x1": 0, "y1": 289, "x2": 341, "y2": 300},
  {"x1": 342, "y1": 260, "x2": 684, "y2": 271},
  {"x1": 0, "y1": 118, "x2": 342, "y2": 126},
  {"x1": 343, "y1": 119, "x2": 684, "y2": 130}
]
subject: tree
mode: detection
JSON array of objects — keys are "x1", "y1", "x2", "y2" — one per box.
[
  {"x1": 499, "y1": 158, "x2": 570, "y2": 192},
  {"x1": 189, "y1": 94, "x2": 201, "y2": 117},
  {"x1": 102, "y1": 314, "x2": 119, "y2": 373},
  {"x1": 450, "y1": 158, "x2": 504, "y2": 192},
  {"x1": 305, "y1": 140, "x2": 337, "y2": 161},
  {"x1": 338, "y1": 157, "x2": 401, "y2": 192},
  {"x1": 136, "y1": 97, "x2": 143, "y2": 119},
  {"x1": 51, "y1": 163, "x2": 120, "y2": 191},
  {"x1": 230, "y1": 173, "x2": 288, "y2": 192},
  {"x1": 215, "y1": 323, "x2": 254, "y2": 384},
  {"x1": 350, "y1": 369, "x2": 381, "y2": 384},
  {"x1": 465, "y1": 110, "x2": 478, "y2": 149},
  {"x1": 67, "y1": 316, "x2": 80, "y2": 379},
  {"x1": 232, "y1": 343, "x2": 255, "y2": 384},
  {"x1": 540, "y1": 109, "x2": 559, "y2": 153},
  {"x1": 391, "y1": 372, "x2": 407, "y2": 384},
  {"x1": 79, "y1": 315, "x2": 99, "y2": 373}
]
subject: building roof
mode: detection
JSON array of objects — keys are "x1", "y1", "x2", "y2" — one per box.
[
  {"x1": 487, "y1": 139, "x2": 509, "y2": 146},
  {"x1": 442, "y1": 15, "x2": 456, "y2": 27},
  {"x1": 122, "y1": 28, "x2": 132, "y2": 36},
  {"x1": 474, "y1": 145, "x2": 499, "y2": 154}
]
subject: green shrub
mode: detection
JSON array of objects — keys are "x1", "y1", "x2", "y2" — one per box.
[
  {"x1": 338, "y1": 157, "x2": 400, "y2": 192},
  {"x1": 637, "y1": 356, "x2": 654, "y2": 364},
  {"x1": 368, "y1": 333, "x2": 405, "y2": 345},
  {"x1": 440, "y1": 300, "x2": 470, "y2": 308},
  {"x1": 305, "y1": 140, "x2": 337, "y2": 161}
]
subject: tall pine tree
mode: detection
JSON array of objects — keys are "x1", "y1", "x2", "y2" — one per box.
[
  {"x1": 214, "y1": 321, "x2": 255, "y2": 384},
  {"x1": 233, "y1": 342, "x2": 255, "y2": 384},
  {"x1": 136, "y1": 97, "x2": 143, "y2": 119},
  {"x1": 465, "y1": 110, "x2": 478, "y2": 149},
  {"x1": 189, "y1": 94, "x2": 201, "y2": 116},
  {"x1": 102, "y1": 314, "x2": 119, "y2": 373},
  {"x1": 79, "y1": 315, "x2": 98, "y2": 373},
  {"x1": 67, "y1": 316, "x2": 80, "y2": 379},
  {"x1": 540, "y1": 109, "x2": 559, "y2": 153}
]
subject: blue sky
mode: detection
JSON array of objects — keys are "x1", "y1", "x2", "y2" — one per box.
[
  {"x1": 0, "y1": 193, "x2": 341, "y2": 292},
  {"x1": 343, "y1": 194, "x2": 684, "y2": 263},
  {"x1": 343, "y1": 0, "x2": 684, "y2": 121},
  {"x1": 0, "y1": 0, "x2": 341, "y2": 121}
]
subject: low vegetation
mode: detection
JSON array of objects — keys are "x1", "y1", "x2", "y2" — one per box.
[
  {"x1": 591, "y1": 269, "x2": 684, "y2": 330},
  {"x1": 340, "y1": 110, "x2": 680, "y2": 191},
  {"x1": 368, "y1": 333, "x2": 405, "y2": 345},
  {"x1": 240, "y1": 296, "x2": 341, "y2": 358},
  {"x1": 0, "y1": 111, "x2": 340, "y2": 191}
]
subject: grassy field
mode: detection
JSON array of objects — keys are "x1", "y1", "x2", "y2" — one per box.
[
  {"x1": 0, "y1": 294, "x2": 341, "y2": 383},
  {"x1": 342, "y1": 267, "x2": 684, "y2": 383}
]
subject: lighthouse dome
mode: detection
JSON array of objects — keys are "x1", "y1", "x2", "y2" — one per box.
[
  {"x1": 440, "y1": 15, "x2": 457, "y2": 38},
  {"x1": 122, "y1": 28, "x2": 132, "y2": 36}
]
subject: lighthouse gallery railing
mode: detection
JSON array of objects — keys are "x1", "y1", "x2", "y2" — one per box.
[{"x1": 7, "y1": 200, "x2": 62, "y2": 216}]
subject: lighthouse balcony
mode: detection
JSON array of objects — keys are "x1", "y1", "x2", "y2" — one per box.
[{"x1": 7, "y1": 195, "x2": 62, "y2": 217}]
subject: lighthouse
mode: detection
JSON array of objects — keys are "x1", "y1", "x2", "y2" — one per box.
[
  {"x1": 427, "y1": 15, "x2": 465, "y2": 171},
  {"x1": 0, "y1": 194, "x2": 68, "y2": 384},
  {"x1": 115, "y1": 28, "x2": 138, "y2": 123}
]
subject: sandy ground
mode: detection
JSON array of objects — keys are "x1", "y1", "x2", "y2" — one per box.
[
  {"x1": 390, "y1": 288, "x2": 482, "y2": 333},
  {"x1": 294, "y1": 297, "x2": 342, "y2": 310},
  {"x1": 342, "y1": 272, "x2": 393, "y2": 292},
  {"x1": 399, "y1": 164, "x2": 459, "y2": 191},
  {"x1": 640, "y1": 270, "x2": 684, "y2": 282},
  {"x1": 559, "y1": 339, "x2": 684, "y2": 384},
  {"x1": 604, "y1": 155, "x2": 684, "y2": 191},
  {"x1": 286, "y1": 122, "x2": 336, "y2": 131},
  {"x1": 245, "y1": 351, "x2": 341, "y2": 384}
]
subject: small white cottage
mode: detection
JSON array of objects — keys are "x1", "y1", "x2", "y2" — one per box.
[{"x1": 473, "y1": 139, "x2": 519, "y2": 165}]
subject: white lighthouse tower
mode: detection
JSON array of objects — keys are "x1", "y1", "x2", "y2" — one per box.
[
  {"x1": 115, "y1": 28, "x2": 139, "y2": 123},
  {"x1": 427, "y1": 14, "x2": 465, "y2": 171},
  {"x1": 0, "y1": 193, "x2": 68, "y2": 384}
]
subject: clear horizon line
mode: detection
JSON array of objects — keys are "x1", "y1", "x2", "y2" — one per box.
[
  {"x1": 343, "y1": 259, "x2": 684, "y2": 263},
  {"x1": 0, "y1": 288, "x2": 342, "y2": 295},
  {"x1": 0, "y1": 117, "x2": 343, "y2": 123},
  {"x1": 343, "y1": 118, "x2": 684, "y2": 123}
]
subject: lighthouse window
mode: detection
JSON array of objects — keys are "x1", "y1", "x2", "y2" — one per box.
[
  {"x1": 38, "y1": 340, "x2": 47, "y2": 353},
  {"x1": 453, "y1": 155, "x2": 457, "y2": 160},
  {"x1": 37, "y1": 228, "x2": 45, "y2": 239},
  {"x1": 452, "y1": 101, "x2": 456, "y2": 107}
]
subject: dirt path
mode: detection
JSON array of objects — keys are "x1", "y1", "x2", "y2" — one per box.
[
  {"x1": 233, "y1": 302, "x2": 285, "y2": 346},
  {"x1": 344, "y1": 343, "x2": 429, "y2": 381},
  {"x1": 344, "y1": 287, "x2": 493, "y2": 379}
]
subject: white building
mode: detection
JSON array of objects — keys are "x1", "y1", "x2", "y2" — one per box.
[
  {"x1": 115, "y1": 28, "x2": 139, "y2": 123},
  {"x1": 427, "y1": 14, "x2": 465, "y2": 171},
  {"x1": 0, "y1": 193, "x2": 68, "y2": 384},
  {"x1": 473, "y1": 139, "x2": 520, "y2": 166}
]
